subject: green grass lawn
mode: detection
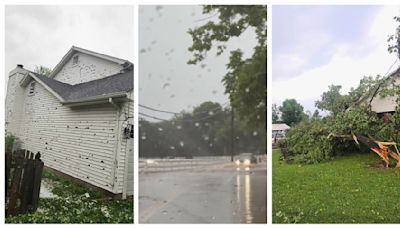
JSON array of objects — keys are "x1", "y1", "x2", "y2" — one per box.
[
  {"x1": 6, "y1": 171, "x2": 133, "y2": 223},
  {"x1": 273, "y1": 149, "x2": 400, "y2": 224}
]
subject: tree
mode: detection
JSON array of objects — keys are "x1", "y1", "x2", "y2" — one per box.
[
  {"x1": 34, "y1": 65, "x2": 52, "y2": 77},
  {"x1": 388, "y1": 16, "x2": 400, "y2": 59},
  {"x1": 279, "y1": 99, "x2": 305, "y2": 127},
  {"x1": 272, "y1": 103, "x2": 280, "y2": 123},
  {"x1": 315, "y1": 85, "x2": 350, "y2": 115},
  {"x1": 188, "y1": 5, "x2": 267, "y2": 130}
]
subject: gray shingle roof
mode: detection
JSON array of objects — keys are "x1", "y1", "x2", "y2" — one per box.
[{"x1": 31, "y1": 70, "x2": 133, "y2": 102}]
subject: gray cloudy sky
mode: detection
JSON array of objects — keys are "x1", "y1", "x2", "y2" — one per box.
[
  {"x1": 139, "y1": 5, "x2": 257, "y2": 121},
  {"x1": 5, "y1": 5, "x2": 134, "y2": 85}
]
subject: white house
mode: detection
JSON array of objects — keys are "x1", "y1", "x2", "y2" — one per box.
[
  {"x1": 5, "y1": 46, "x2": 133, "y2": 198},
  {"x1": 370, "y1": 68, "x2": 400, "y2": 116},
  {"x1": 352, "y1": 67, "x2": 400, "y2": 121},
  {"x1": 272, "y1": 123, "x2": 290, "y2": 139}
]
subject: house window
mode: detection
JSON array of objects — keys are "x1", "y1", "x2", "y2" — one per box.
[
  {"x1": 28, "y1": 82, "x2": 36, "y2": 96},
  {"x1": 72, "y1": 55, "x2": 79, "y2": 65}
]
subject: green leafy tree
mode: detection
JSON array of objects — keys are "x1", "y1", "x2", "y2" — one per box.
[
  {"x1": 272, "y1": 103, "x2": 280, "y2": 123},
  {"x1": 315, "y1": 85, "x2": 350, "y2": 115},
  {"x1": 388, "y1": 16, "x2": 400, "y2": 59},
  {"x1": 34, "y1": 65, "x2": 52, "y2": 77},
  {"x1": 188, "y1": 5, "x2": 267, "y2": 129},
  {"x1": 279, "y1": 99, "x2": 305, "y2": 127}
]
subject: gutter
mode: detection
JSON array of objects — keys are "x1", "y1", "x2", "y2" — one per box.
[{"x1": 62, "y1": 92, "x2": 129, "y2": 106}]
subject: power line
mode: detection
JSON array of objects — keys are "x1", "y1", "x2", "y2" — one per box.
[
  {"x1": 139, "y1": 101, "x2": 230, "y2": 116},
  {"x1": 139, "y1": 104, "x2": 179, "y2": 114},
  {"x1": 139, "y1": 112, "x2": 170, "y2": 121},
  {"x1": 139, "y1": 106, "x2": 227, "y2": 123}
]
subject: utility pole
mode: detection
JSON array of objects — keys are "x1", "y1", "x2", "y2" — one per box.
[{"x1": 231, "y1": 106, "x2": 235, "y2": 162}]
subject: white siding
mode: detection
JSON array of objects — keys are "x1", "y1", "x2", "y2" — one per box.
[
  {"x1": 53, "y1": 52, "x2": 123, "y2": 85},
  {"x1": 371, "y1": 75, "x2": 400, "y2": 113},
  {"x1": 6, "y1": 70, "x2": 27, "y2": 136},
  {"x1": 114, "y1": 91, "x2": 134, "y2": 196},
  {"x1": 18, "y1": 82, "x2": 121, "y2": 193}
]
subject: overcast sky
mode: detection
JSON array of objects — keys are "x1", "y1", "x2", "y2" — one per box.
[
  {"x1": 272, "y1": 5, "x2": 400, "y2": 113},
  {"x1": 139, "y1": 5, "x2": 257, "y2": 121},
  {"x1": 5, "y1": 5, "x2": 134, "y2": 87}
]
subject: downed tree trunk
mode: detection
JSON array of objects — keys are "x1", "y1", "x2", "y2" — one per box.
[{"x1": 328, "y1": 133, "x2": 400, "y2": 169}]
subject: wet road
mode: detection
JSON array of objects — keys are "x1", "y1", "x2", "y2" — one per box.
[{"x1": 139, "y1": 163, "x2": 267, "y2": 223}]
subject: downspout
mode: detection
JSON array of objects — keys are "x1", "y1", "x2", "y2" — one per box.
[{"x1": 109, "y1": 97, "x2": 121, "y2": 194}]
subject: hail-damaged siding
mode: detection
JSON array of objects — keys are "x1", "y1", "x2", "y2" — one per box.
[
  {"x1": 53, "y1": 52, "x2": 123, "y2": 85},
  {"x1": 5, "y1": 69, "x2": 27, "y2": 135},
  {"x1": 18, "y1": 81, "x2": 120, "y2": 193}
]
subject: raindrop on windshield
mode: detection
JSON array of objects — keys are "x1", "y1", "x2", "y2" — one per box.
[
  {"x1": 162, "y1": 83, "x2": 170, "y2": 89},
  {"x1": 194, "y1": 122, "x2": 200, "y2": 127},
  {"x1": 141, "y1": 135, "x2": 147, "y2": 140},
  {"x1": 179, "y1": 141, "x2": 185, "y2": 147},
  {"x1": 245, "y1": 87, "x2": 250, "y2": 93},
  {"x1": 253, "y1": 131, "x2": 258, "y2": 136},
  {"x1": 158, "y1": 127, "x2": 163, "y2": 132}
]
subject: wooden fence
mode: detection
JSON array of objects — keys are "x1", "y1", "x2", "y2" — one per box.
[{"x1": 5, "y1": 150, "x2": 44, "y2": 217}]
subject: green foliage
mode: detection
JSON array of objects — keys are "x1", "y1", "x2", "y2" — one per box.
[
  {"x1": 279, "y1": 99, "x2": 305, "y2": 127},
  {"x1": 188, "y1": 5, "x2": 267, "y2": 129},
  {"x1": 5, "y1": 133, "x2": 16, "y2": 153},
  {"x1": 272, "y1": 104, "x2": 280, "y2": 123},
  {"x1": 388, "y1": 16, "x2": 400, "y2": 59},
  {"x1": 285, "y1": 119, "x2": 333, "y2": 164},
  {"x1": 139, "y1": 101, "x2": 266, "y2": 158},
  {"x1": 283, "y1": 70, "x2": 400, "y2": 164},
  {"x1": 283, "y1": 106, "x2": 399, "y2": 164},
  {"x1": 315, "y1": 85, "x2": 350, "y2": 115},
  {"x1": 6, "y1": 171, "x2": 133, "y2": 223},
  {"x1": 34, "y1": 65, "x2": 52, "y2": 77}
]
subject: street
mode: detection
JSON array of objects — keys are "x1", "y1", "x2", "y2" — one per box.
[{"x1": 139, "y1": 161, "x2": 267, "y2": 223}]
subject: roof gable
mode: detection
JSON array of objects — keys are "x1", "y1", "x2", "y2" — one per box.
[{"x1": 49, "y1": 46, "x2": 132, "y2": 79}]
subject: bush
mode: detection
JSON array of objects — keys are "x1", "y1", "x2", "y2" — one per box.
[{"x1": 5, "y1": 134, "x2": 16, "y2": 153}]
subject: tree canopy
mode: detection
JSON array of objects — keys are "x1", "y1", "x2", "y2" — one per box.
[
  {"x1": 279, "y1": 99, "x2": 305, "y2": 127},
  {"x1": 188, "y1": 5, "x2": 267, "y2": 130},
  {"x1": 139, "y1": 101, "x2": 266, "y2": 158},
  {"x1": 34, "y1": 65, "x2": 52, "y2": 77}
]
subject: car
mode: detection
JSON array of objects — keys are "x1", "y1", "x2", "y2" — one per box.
[{"x1": 234, "y1": 153, "x2": 257, "y2": 166}]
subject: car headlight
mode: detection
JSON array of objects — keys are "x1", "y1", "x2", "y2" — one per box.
[
  {"x1": 235, "y1": 160, "x2": 241, "y2": 165},
  {"x1": 244, "y1": 159, "x2": 251, "y2": 165},
  {"x1": 146, "y1": 159, "x2": 155, "y2": 164}
]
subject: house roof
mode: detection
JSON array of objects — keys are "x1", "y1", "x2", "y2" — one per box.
[
  {"x1": 26, "y1": 69, "x2": 133, "y2": 104},
  {"x1": 49, "y1": 46, "x2": 132, "y2": 79},
  {"x1": 350, "y1": 66, "x2": 400, "y2": 112},
  {"x1": 272, "y1": 123, "x2": 290, "y2": 131}
]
